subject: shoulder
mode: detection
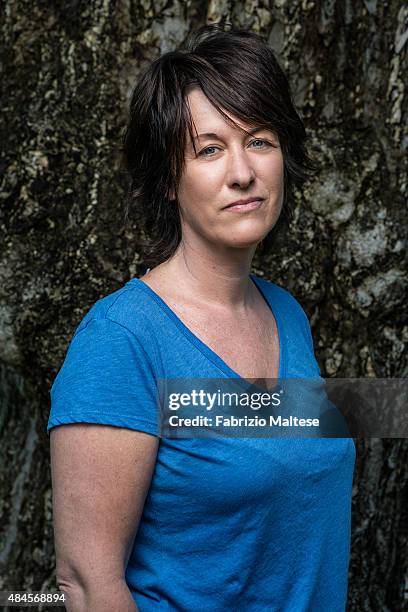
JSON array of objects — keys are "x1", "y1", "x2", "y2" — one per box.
[
  {"x1": 252, "y1": 275, "x2": 320, "y2": 375},
  {"x1": 60, "y1": 279, "x2": 163, "y2": 373},
  {"x1": 73, "y1": 279, "x2": 155, "y2": 339},
  {"x1": 49, "y1": 281, "x2": 160, "y2": 436},
  {"x1": 51, "y1": 280, "x2": 160, "y2": 392},
  {"x1": 252, "y1": 274, "x2": 317, "y2": 351},
  {"x1": 251, "y1": 274, "x2": 310, "y2": 325}
]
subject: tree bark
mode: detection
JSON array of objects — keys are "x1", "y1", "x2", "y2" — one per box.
[{"x1": 0, "y1": 1, "x2": 406, "y2": 610}]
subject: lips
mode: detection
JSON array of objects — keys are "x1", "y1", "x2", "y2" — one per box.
[
  {"x1": 224, "y1": 197, "x2": 264, "y2": 209},
  {"x1": 224, "y1": 198, "x2": 264, "y2": 213}
]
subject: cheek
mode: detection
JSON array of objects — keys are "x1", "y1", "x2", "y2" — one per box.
[
  {"x1": 178, "y1": 167, "x2": 221, "y2": 206},
  {"x1": 262, "y1": 156, "x2": 284, "y2": 190}
]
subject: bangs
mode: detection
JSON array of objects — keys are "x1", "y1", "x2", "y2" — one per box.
[{"x1": 122, "y1": 24, "x2": 317, "y2": 267}]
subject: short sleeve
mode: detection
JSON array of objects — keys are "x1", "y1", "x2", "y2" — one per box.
[{"x1": 47, "y1": 317, "x2": 159, "y2": 436}]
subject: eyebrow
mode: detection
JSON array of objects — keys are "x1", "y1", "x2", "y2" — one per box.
[{"x1": 192, "y1": 126, "x2": 267, "y2": 141}]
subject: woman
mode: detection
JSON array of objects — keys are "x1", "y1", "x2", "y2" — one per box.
[{"x1": 48, "y1": 24, "x2": 356, "y2": 611}]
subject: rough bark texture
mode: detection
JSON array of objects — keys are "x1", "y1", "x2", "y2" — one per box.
[{"x1": 0, "y1": 1, "x2": 407, "y2": 611}]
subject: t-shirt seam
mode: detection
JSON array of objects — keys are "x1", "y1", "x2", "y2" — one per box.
[
  {"x1": 75, "y1": 310, "x2": 160, "y2": 379},
  {"x1": 147, "y1": 485, "x2": 168, "y2": 594},
  {"x1": 105, "y1": 287, "x2": 136, "y2": 317},
  {"x1": 105, "y1": 288, "x2": 162, "y2": 376},
  {"x1": 47, "y1": 414, "x2": 158, "y2": 436},
  {"x1": 106, "y1": 315, "x2": 160, "y2": 377},
  {"x1": 49, "y1": 410, "x2": 156, "y2": 424}
]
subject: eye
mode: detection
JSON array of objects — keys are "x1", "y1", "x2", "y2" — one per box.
[
  {"x1": 249, "y1": 139, "x2": 272, "y2": 149},
  {"x1": 198, "y1": 146, "x2": 220, "y2": 157},
  {"x1": 198, "y1": 138, "x2": 273, "y2": 157}
]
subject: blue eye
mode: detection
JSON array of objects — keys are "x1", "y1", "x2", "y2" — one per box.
[
  {"x1": 198, "y1": 139, "x2": 272, "y2": 157},
  {"x1": 198, "y1": 146, "x2": 220, "y2": 157},
  {"x1": 249, "y1": 139, "x2": 271, "y2": 148}
]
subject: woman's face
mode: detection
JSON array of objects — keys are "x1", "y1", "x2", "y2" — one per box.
[{"x1": 173, "y1": 87, "x2": 284, "y2": 250}]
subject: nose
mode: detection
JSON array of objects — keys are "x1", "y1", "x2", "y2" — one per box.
[{"x1": 226, "y1": 147, "x2": 256, "y2": 190}]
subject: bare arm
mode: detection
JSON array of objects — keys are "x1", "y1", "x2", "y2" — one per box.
[{"x1": 50, "y1": 424, "x2": 159, "y2": 612}]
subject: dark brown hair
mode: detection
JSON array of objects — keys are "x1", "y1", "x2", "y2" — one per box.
[{"x1": 122, "y1": 23, "x2": 316, "y2": 267}]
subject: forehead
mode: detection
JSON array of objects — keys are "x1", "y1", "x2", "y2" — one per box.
[{"x1": 185, "y1": 87, "x2": 254, "y2": 138}]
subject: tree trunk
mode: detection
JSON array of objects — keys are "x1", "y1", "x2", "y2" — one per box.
[{"x1": 0, "y1": 1, "x2": 406, "y2": 610}]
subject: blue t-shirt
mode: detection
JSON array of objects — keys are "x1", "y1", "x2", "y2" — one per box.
[{"x1": 48, "y1": 274, "x2": 356, "y2": 611}]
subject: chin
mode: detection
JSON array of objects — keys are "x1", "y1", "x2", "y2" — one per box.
[
  {"x1": 222, "y1": 231, "x2": 269, "y2": 249},
  {"x1": 222, "y1": 221, "x2": 278, "y2": 248}
]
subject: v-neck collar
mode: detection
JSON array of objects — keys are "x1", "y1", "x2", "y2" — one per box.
[{"x1": 127, "y1": 274, "x2": 287, "y2": 386}]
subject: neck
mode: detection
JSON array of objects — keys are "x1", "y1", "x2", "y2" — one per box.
[{"x1": 155, "y1": 239, "x2": 258, "y2": 311}]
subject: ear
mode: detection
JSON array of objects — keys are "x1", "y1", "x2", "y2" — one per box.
[{"x1": 169, "y1": 187, "x2": 176, "y2": 201}]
